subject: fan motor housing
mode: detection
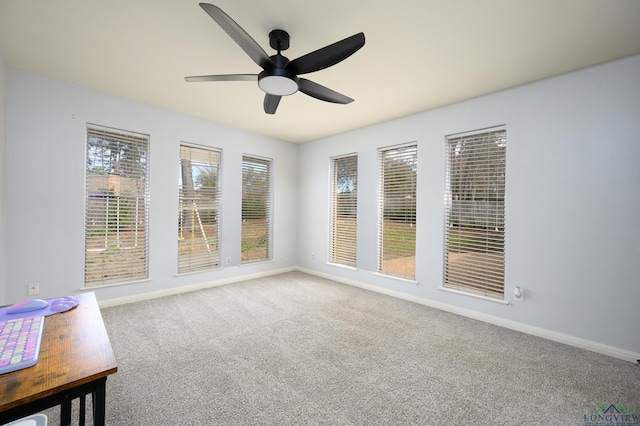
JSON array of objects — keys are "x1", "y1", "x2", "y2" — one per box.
[{"x1": 269, "y1": 29, "x2": 290, "y2": 51}]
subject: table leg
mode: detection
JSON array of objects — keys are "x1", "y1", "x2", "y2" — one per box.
[
  {"x1": 79, "y1": 395, "x2": 86, "y2": 426},
  {"x1": 92, "y1": 378, "x2": 107, "y2": 426},
  {"x1": 61, "y1": 400, "x2": 72, "y2": 426}
]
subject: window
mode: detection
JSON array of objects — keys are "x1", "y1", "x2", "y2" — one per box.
[
  {"x1": 378, "y1": 143, "x2": 417, "y2": 280},
  {"x1": 241, "y1": 155, "x2": 272, "y2": 263},
  {"x1": 85, "y1": 124, "x2": 149, "y2": 286},
  {"x1": 178, "y1": 144, "x2": 222, "y2": 273},
  {"x1": 443, "y1": 127, "x2": 506, "y2": 299},
  {"x1": 330, "y1": 154, "x2": 358, "y2": 267}
]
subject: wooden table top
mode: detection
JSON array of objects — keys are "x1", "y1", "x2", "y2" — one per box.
[{"x1": 0, "y1": 292, "x2": 117, "y2": 411}]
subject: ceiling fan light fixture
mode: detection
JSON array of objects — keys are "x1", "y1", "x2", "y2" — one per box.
[
  {"x1": 258, "y1": 75, "x2": 298, "y2": 96},
  {"x1": 187, "y1": 5, "x2": 365, "y2": 113}
]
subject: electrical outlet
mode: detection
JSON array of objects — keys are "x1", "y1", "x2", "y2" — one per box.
[
  {"x1": 513, "y1": 286, "x2": 524, "y2": 302},
  {"x1": 226, "y1": 257, "x2": 231, "y2": 265},
  {"x1": 27, "y1": 283, "x2": 40, "y2": 296}
]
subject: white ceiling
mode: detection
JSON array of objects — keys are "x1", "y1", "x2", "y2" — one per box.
[{"x1": 1, "y1": 1, "x2": 640, "y2": 143}]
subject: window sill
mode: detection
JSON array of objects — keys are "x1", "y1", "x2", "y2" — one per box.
[
  {"x1": 327, "y1": 262, "x2": 358, "y2": 272},
  {"x1": 373, "y1": 272, "x2": 418, "y2": 286},
  {"x1": 174, "y1": 267, "x2": 222, "y2": 278},
  {"x1": 80, "y1": 277, "x2": 151, "y2": 291},
  {"x1": 438, "y1": 286, "x2": 508, "y2": 305},
  {"x1": 239, "y1": 259, "x2": 274, "y2": 267}
]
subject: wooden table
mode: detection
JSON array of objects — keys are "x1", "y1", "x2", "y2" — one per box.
[{"x1": 0, "y1": 292, "x2": 117, "y2": 425}]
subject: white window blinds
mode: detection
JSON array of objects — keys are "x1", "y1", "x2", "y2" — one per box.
[
  {"x1": 378, "y1": 144, "x2": 417, "y2": 280},
  {"x1": 444, "y1": 127, "x2": 506, "y2": 299},
  {"x1": 178, "y1": 144, "x2": 222, "y2": 273},
  {"x1": 241, "y1": 155, "x2": 272, "y2": 264},
  {"x1": 85, "y1": 124, "x2": 149, "y2": 286},
  {"x1": 330, "y1": 154, "x2": 358, "y2": 267}
]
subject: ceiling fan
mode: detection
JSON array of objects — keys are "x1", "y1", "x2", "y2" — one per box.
[{"x1": 185, "y1": 3, "x2": 365, "y2": 114}]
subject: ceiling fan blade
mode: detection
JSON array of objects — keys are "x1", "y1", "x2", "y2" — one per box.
[
  {"x1": 287, "y1": 32, "x2": 365, "y2": 75},
  {"x1": 264, "y1": 94, "x2": 282, "y2": 114},
  {"x1": 199, "y1": 3, "x2": 274, "y2": 69},
  {"x1": 184, "y1": 74, "x2": 258, "y2": 82},
  {"x1": 298, "y1": 78, "x2": 354, "y2": 104}
]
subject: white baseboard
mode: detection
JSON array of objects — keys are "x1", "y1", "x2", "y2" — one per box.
[
  {"x1": 97, "y1": 266, "x2": 297, "y2": 308},
  {"x1": 297, "y1": 267, "x2": 640, "y2": 364}
]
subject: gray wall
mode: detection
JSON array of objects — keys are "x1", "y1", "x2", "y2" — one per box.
[
  {"x1": 297, "y1": 55, "x2": 640, "y2": 357},
  {"x1": 4, "y1": 69, "x2": 298, "y2": 303}
]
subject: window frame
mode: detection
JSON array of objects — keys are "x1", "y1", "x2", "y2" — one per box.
[
  {"x1": 329, "y1": 153, "x2": 358, "y2": 268},
  {"x1": 377, "y1": 142, "x2": 418, "y2": 281},
  {"x1": 177, "y1": 143, "x2": 223, "y2": 274},
  {"x1": 241, "y1": 154, "x2": 273, "y2": 264},
  {"x1": 442, "y1": 126, "x2": 507, "y2": 301},
  {"x1": 84, "y1": 123, "x2": 150, "y2": 287}
]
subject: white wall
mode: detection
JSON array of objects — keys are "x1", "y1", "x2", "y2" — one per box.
[
  {"x1": 4, "y1": 70, "x2": 298, "y2": 304},
  {"x1": 0, "y1": 55, "x2": 6, "y2": 305},
  {"x1": 297, "y1": 55, "x2": 640, "y2": 357}
]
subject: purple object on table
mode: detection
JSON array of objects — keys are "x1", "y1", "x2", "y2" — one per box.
[
  {"x1": 0, "y1": 296, "x2": 80, "y2": 322},
  {"x1": 6, "y1": 299, "x2": 49, "y2": 314}
]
